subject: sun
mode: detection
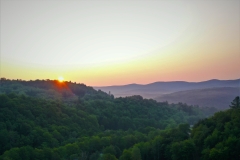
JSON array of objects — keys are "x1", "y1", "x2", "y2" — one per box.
[{"x1": 58, "y1": 76, "x2": 64, "y2": 82}]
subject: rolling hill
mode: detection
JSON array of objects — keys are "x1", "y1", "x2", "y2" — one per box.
[
  {"x1": 154, "y1": 87, "x2": 240, "y2": 109},
  {"x1": 0, "y1": 79, "x2": 220, "y2": 159},
  {"x1": 94, "y1": 79, "x2": 240, "y2": 98}
]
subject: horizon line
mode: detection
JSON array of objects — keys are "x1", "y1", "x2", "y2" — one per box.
[{"x1": 1, "y1": 77, "x2": 239, "y2": 87}]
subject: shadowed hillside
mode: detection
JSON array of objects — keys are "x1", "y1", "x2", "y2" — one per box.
[{"x1": 155, "y1": 87, "x2": 240, "y2": 109}]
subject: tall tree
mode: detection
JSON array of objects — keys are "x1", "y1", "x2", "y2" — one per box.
[{"x1": 229, "y1": 96, "x2": 240, "y2": 109}]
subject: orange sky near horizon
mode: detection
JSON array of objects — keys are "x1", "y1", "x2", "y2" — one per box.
[{"x1": 1, "y1": 0, "x2": 239, "y2": 86}]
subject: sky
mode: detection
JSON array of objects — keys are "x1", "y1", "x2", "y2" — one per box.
[{"x1": 1, "y1": 0, "x2": 239, "y2": 86}]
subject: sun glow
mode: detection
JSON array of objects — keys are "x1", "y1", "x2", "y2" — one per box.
[{"x1": 58, "y1": 76, "x2": 64, "y2": 82}]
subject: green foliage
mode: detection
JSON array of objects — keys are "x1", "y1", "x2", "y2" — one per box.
[
  {"x1": 191, "y1": 108, "x2": 240, "y2": 160},
  {"x1": 131, "y1": 146, "x2": 142, "y2": 160},
  {"x1": 119, "y1": 149, "x2": 132, "y2": 160},
  {"x1": 100, "y1": 153, "x2": 118, "y2": 160},
  {"x1": 171, "y1": 139, "x2": 196, "y2": 160},
  {"x1": 0, "y1": 93, "x2": 100, "y2": 155},
  {"x1": 0, "y1": 79, "x2": 229, "y2": 160}
]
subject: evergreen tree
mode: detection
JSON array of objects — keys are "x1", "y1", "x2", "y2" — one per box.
[{"x1": 229, "y1": 96, "x2": 240, "y2": 109}]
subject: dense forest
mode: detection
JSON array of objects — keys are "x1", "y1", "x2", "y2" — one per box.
[{"x1": 0, "y1": 79, "x2": 239, "y2": 160}]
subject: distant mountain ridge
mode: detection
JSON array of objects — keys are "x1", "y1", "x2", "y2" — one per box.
[
  {"x1": 155, "y1": 87, "x2": 240, "y2": 109},
  {"x1": 94, "y1": 79, "x2": 240, "y2": 98},
  {"x1": 1, "y1": 78, "x2": 239, "y2": 109}
]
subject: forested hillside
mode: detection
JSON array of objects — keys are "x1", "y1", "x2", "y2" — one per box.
[
  {"x1": 190, "y1": 103, "x2": 240, "y2": 159},
  {"x1": 0, "y1": 79, "x2": 104, "y2": 103},
  {"x1": 1, "y1": 79, "x2": 238, "y2": 160},
  {"x1": 119, "y1": 102, "x2": 240, "y2": 160}
]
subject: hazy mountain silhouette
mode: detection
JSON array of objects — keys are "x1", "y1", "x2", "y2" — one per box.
[
  {"x1": 94, "y1": 79, "x2": 240, "y2": 98},
  {"x1": 155, "y1": 87, "x2": 240, "y2": 109}
]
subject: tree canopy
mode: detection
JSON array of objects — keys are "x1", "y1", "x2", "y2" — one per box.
[{"x1": 1, "y1": 79, "x2": 237, "y2": 160}]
